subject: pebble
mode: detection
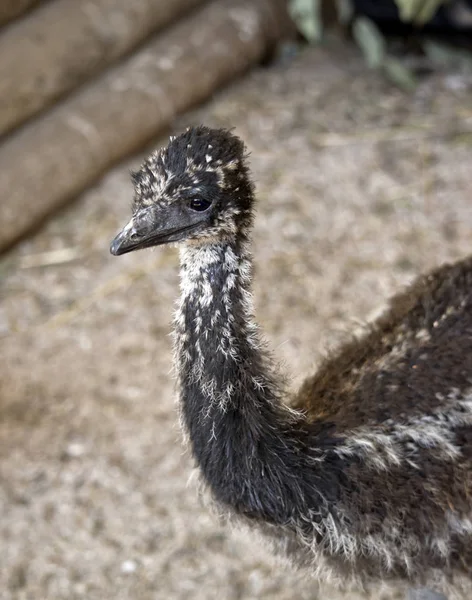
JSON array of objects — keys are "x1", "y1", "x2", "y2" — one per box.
[{"x1": 120, "y1": 560, "x2": 137, "y2": 574}]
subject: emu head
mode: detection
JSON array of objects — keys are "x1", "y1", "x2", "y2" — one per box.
[{"x1": 110, "y1": 126, "x2": 254, "y2": 256}]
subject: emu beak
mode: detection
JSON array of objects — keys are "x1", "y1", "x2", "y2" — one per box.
[
  {"x1": 110, "y1": 205, "x2": 204, "y2": 256},
  {"x1": 110, "y1": 215, "x2": 139, "y2": 256}
]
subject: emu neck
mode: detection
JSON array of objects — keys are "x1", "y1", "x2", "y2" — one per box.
[
  {"x1": 175, "y1": 236, "x2": 273, "y2": 413},
  {"x1": 174, "y1": 238, "x2": 338, "y2": 525},
  {"x1": 175, "y1": 237, "x2": 294, "y2": 518}
]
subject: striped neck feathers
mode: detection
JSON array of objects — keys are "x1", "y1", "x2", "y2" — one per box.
[
  {"x1": 174, "y1": 236, "x2": 276, "y2": 414},
  {"x1": 173, "y1": 237, "x2": 340, "y2": 525}
]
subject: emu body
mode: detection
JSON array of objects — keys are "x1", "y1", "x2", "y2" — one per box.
[{"x1": 111, "y1": 126, "x2": 472, "y2": 596}]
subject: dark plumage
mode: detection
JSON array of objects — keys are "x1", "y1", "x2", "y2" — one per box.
[{"x1": 111, "y1": 126, "x2": 472, "y2": 598}]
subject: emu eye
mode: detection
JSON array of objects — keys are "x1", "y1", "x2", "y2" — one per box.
[{"x1": 189, "y1": 198, "x2": 212, "y2": 212}]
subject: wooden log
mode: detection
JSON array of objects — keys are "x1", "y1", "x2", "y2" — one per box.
[
  {"x1": 0, "y1": 0, "x2": 291, "y2": 254},
  {"x1": 0, "y1": 0, "x2": 43, "y2": 28},
  {"x1": 0, "y1": 0, "x2": 208, "y2": 136}
]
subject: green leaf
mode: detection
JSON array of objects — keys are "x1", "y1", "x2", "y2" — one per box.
[
  {"x1": 395, "y1": 0, "x2": 418, "y2": 22},
  {"x1": 335, "y1": 0, "x2": 354, "y2": 25},
  {"x1": 383, "y1": 56, "x2": 418, "y2": 91},
  {"x1": 416, "y1": 0, "x2": 447, "y2": 24},
  {"x1": 394, "y1": 0, "x2": 448, "y2": 25},
  {"x1": 352, "y1": 17, "x2": 386, "y2": 69},
  {"x1": 288, "y1": 0, "x2": 322, "y2": 43}
]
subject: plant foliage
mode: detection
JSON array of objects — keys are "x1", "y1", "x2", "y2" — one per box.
[{"x1": 288, "y1": 0, "x2": 453, "y2": 90}]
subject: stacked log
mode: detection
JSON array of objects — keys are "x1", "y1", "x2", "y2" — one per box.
[
  {"x1": 0, "y1": 0, "x2": 291, "y2": 253},
  {"x1": 0, "y1": 0, "x2": 208, "y2": 136},
  {"x1": 0, "y1": 0, "x2": 43, "y2": 28}
]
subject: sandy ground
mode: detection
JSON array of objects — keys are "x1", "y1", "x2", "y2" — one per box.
[{"x1": 1, "y1": 44, "x2": 472, "y2": 600}]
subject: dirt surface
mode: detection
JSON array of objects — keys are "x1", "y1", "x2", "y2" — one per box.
[{"x1": 1, "y1": 44, "x2": 472, "y2": 600}]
